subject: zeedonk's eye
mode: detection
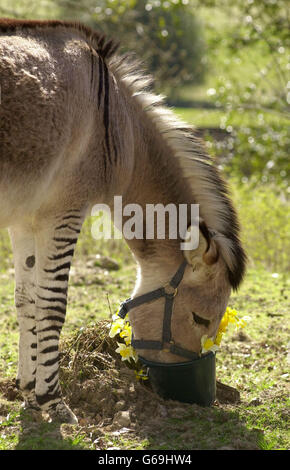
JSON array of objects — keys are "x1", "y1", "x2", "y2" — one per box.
[{"x1": 192, "y1": 312, "x2": 210, "y2": 327}]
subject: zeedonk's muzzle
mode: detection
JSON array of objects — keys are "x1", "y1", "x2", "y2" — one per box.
[{"x1": 118, "y1": 261, "x2": 216, "y2": 406}]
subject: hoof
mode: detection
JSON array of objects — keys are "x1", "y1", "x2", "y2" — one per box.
[
  {"x1": 21, "y1": 398, "x2": 41, "y2": 412},
  {"x1": 20, "y1": 405, "x2": 43, "y2": 423},
  {"x1": 48, "y1": 402, "x2": 78, "y2": 424},
  {"x1": 20, "y1": 400, "x2": 43, "y2": 423}
]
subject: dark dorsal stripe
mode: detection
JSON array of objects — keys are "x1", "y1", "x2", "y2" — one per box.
[{"x1": 98, "y1": 56, "x2": 104, "y2": 108}]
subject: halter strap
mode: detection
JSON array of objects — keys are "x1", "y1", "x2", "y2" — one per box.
[
  {"x1": 118, "y1": 260, "x2": 187, "y2": 319},
  {"x1": 118, "y1": 260, "x2": 200, "y2": 361}
]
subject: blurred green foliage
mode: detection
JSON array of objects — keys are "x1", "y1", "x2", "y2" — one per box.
[
  {"x1": 231, "y1": 181, "x2": 290, "y2": 273},
  {"x1": 130, "y1": 0, "x2": 206, "y2": 94},
  {"x1": 210, "y1": 115, "x2": 289, "y2": 189},
  {"x1": 51, "y1": 0, "x2": 206, "y2": 93},
  {"x1": 196, "y1": 0, "x2": 289, "y2": 188}
]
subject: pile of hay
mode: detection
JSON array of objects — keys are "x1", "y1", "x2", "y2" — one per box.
[
  {"x1": 59, "y1": 320, "x2": 167, "y2": 429},
  {"x1": 59, "y1": 319, "x2": 240, "y2": 430}
]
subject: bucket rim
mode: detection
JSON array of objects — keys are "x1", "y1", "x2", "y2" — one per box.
[{"x1": 139, "y1": 351, "x2": 215, "y2": 369}]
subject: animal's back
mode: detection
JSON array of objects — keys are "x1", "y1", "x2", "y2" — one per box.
[{"x1": 0, "y1": 25, "x2": 95, "y2": 226}]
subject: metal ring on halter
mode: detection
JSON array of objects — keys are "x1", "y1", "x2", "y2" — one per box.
[{"x1": 163, "y1": 283, "x2": 178, "y2": 297}]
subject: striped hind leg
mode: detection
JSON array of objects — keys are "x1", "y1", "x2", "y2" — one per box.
[
  {"x1": 9, "y1": 224, "x2": 39, "y2": 410},
  {"x1": 34, "y1": 210, "x2": 85, "y2": 423}
]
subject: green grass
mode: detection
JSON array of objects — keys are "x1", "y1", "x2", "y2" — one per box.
[
  {"x1": 174, "y1": 107, "x2": 290, "y2": 129},
  {"x1": 0, "y1": 250, "x2": 289, "y2": 450}
]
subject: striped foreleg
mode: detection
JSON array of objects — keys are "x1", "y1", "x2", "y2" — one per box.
[
  {"x1": 34, "y1": 211, "x2": 84, "y2": 423},
  {"x1": 9, "y1": 224, "x2": 38, "y2": 409}
]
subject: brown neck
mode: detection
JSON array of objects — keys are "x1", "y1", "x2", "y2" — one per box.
[{"x1": 115, "y1": 119, "x2": 193, "y2": 274}]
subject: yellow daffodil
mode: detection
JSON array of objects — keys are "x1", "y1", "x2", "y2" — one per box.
[
  {"x1": 115, "y1": 342, "x2": 138, "y2": 362},
  {"x1": 214, "y1": 330, "x2": 223, "y2": 347},
  {"x1": 134, "y1": 369, "x2": 149, "y2": 381},
  {"x1": 110, "y1": 310, "x2": 149, "y2": 379},
  {"x1": 110, "y1": 311, "x2": 137, "y2": 362},
  {"x1": 201, "y1": 306, "x2": 247, "y2": 353},
  {"x1": 109, "y1": 320, "x2": 123, "y2": 338},
  {"x1": 109, "y1": 312, "x2": 127, "y2": 338},
  {"x1": 119, "y1": 324, "x2": 132, "y2": 346},
  {"x1": 201, "y1": 335, "x2": 219, "y2": 354}
]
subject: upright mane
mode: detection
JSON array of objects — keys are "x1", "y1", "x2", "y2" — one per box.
[
  {"x1": 106, "y1": 54, "x2": 247, "y2": 290},
  {"x1": 0, "y1": 18, "x2": 246, "y2": 289}
]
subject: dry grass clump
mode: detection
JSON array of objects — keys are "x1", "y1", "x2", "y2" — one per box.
[
  {"x1": 59, "y1": 319, "x2": 241, "y2": 427},
  {"x1": 59, "y1": 320, "x2": 159, "y2": 426}
]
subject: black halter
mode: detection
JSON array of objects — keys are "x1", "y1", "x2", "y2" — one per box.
[{"x1": 118, "y1": 260, "x2": 200, "y2": 361}]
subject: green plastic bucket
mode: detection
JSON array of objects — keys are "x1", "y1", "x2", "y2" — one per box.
[{"x1": 139, "y1": 351, "x2": 216, "y2": 407}]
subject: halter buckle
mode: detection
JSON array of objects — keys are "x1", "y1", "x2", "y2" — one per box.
[
  {"x1": 118, "y1": 299, "x2": 130, "y2": 319},
  {"x1": 163, "y1": 283, "x2": 178, "y2": 297},
  {"x1": 163, "y1": 339, "x2": 175, "y2": 353}
]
